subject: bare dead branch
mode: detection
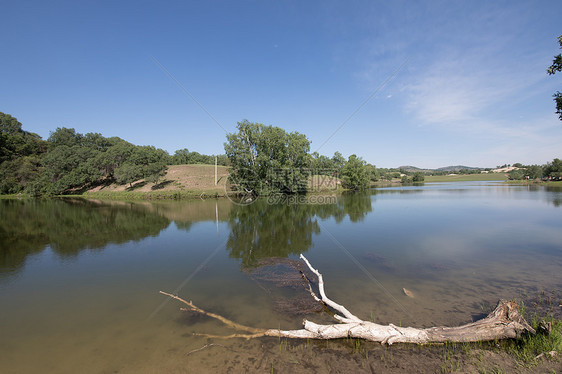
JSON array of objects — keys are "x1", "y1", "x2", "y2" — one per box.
[{"x1": 160, "y1": 255, "x2": 535, "y2": 345}]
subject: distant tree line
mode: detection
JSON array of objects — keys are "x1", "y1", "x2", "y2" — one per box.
[
  {"x1": 169, "y1": 149, "x2": 229, "y2": 166},
  {"x1": 0, "y1": 112, "x2": 227, "y2": 195},
  {"x1": 310, "y1": 151, "x2": 376, "y2": 189}
]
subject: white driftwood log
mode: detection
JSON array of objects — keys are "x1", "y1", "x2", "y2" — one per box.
[{"x1": 160, "y1": 254, "x2": 535, "y2": 345}]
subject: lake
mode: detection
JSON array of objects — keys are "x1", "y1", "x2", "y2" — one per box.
[{"x1": 1, "y1": 181, "x2": 561, "y2": 373}]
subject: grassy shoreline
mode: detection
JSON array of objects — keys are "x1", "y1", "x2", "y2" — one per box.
[
  {"x1": 424, "y1": 173, "x2": 508, "y2": 182},
  {"x1": 80, "y1": 189, "x2": 227, "y2": 200},
  {"x1": 505, "y1": 179, "x2": 562, "y2": 186},
  {"x1": 3, "y1": 175, "x2": 561, "y2": 201}
]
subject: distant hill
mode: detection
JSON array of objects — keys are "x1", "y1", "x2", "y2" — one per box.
[
  {"x1": 435, "y1": 165, "x2": 482, "y2": 172},
  {"x1": 398, "y1": 165, "x2": 433, "y2": 173}
]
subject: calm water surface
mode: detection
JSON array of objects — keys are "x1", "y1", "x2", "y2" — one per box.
[{"x1": 1, "y1": 182, "x2": 561, "y2": 373}]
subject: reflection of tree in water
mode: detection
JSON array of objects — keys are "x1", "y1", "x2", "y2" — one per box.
[
  {"x1": 174, "y1": 221, "x2": 193, "y2": 232},
  {"x1": 226, "y1": 200, "x2": 320, "y2": 267},
  {"x1": 226, "y1": 192, "x2": 374, "y2": 315},
  {"x1": 334, "y1": 192, "x2": 373, "y2": 223},
  {"x1": 226, "y1": 192, "x2": 373, "y2": 268},
  {"x1": 0, "y1": 199, "x2": 171, "y2": 278},
  {"x1": 545, "y1": 186, "x2": 562, "y2": 207}
]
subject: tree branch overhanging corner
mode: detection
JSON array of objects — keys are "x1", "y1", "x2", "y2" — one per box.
[{"x1": 547, "y1": 35, "x2": 562, "y2": 121}]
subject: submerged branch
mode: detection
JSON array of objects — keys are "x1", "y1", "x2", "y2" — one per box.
[{"x1": 159, "y1": 291, "x2": 266, "y2": 336}]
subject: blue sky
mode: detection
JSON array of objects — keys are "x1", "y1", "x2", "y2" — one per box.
[{"x1": 2, "y1": 0, "x2": 561, "y2": 168}]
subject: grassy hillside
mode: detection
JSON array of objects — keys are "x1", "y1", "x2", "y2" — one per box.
[{"x1": 83, "y1": 164, "x2": 229, "y2": 199}]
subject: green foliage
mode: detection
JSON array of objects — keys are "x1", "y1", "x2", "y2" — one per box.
[
  {"x1": 547, "y1": 35, "x2": 562, "y2": 120},
  {"x1": 115, "y1": 146, "x2": 168, "y2": 187},
  {"x1": 47, "y1": 127, "x2": 83, "y2": 148},
  {"x1": 401, "y1": 175, "x2": 412, "y2": 184},
  {"x1": 543, "y1": 158, "x2": 562, "y2": 179},
  {"x1": 170, "y1": 148, "x2": 228, "y2": 166},
  {"x1": 508, "y1": 164, "x2": 544, "y2": 180},
  {"x1": 527, "y1": 165, "x2": 543, "y2": 179},
  {"x1": 331, "y1": 151, "x2": 346, "y2": 173},
  {"x1": 0, "y1": 113, "x2": 47, "y2": 192},
  {"x1": 341, "y1": 154, "x2": 370, "y2": 190},
  {"x1": 0, "y1": 155, "x2": 43, "y2": 194},
  {"x1": 310, "y1": 152, "x2": 336, "y2": 174},
  {"x1": 115, "y1": 163, "x2": 143, "y2": 187},
  {"x1": 0, "y1": 112, "x2": 46, "y2": 164},
  {"x1": 377, "y1": 168, "x2": 402, "y2": 181},
  {"x1": 42, "y1": 129, "x2": 167, "y2": 193},
  {"x1": 412, "y1": 172, "x2": 425, "y2": 182},
  {"x1": 0, "y1": 113, "x2": 172, "y2": 195},
  {"x1": 508, "y1": 169, "x2": 525, "y2": 180},
  {"x1": 224, "y1": 120, "x2": 311, "y2": 195},
  {"x1": 504, "y1": 318, "x2": 562, "y2": 363},
  {"x1": 457, "y1": 168, "x2": 481, "y2": 175},
  {"x1": 366, "y1": 164, "x2": 379, "y2": 181},
  {"x1": 90, "y1": 140, "x2": 134, "y2": 179}
]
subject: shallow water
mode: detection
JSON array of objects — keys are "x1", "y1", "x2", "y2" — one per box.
[{"x1": 1, "y1": 182, "x2": 561, "y2": 373}]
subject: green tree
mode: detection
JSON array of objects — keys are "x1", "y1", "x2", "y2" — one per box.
[
  {"x1": 367, "y1": 164, "x2": 379, "y2": 181},
  {"x1": 331, "y1": 151, "x2": 346, "y2": 173},
  {"x1": 0, "y1": 113, "x2": 47, "y2": 193},
  {"x1": 42, "y1": 145, "x2": 99, "y2": 194},
  {"x1": 401, "y1": 175, "x2": 412, "y2": 184},
  {"x1": 412, "y1": 172, "x2": 425, "y2": 182},
  {"x1": 310, "y1": 152, "x2": 336, "y2": 174},
  {"x1": 90, "y1": 140, "x2": 134, "y2": 179},
  {"x1": 547, "y1": 35, "x2": 562, "y2": 120},
  {"x1": 0, "y1": 155, "x2": 43, "y2": 194},
  {"x1": 171, "y1": 148, "x2": 191, "y2": 164},
  {"x1": 508, "y1": 169, "x2": 525, "y2": 180},
  {"x1": 115, "y1": 163, "x2": 143, "y2": 188},
  {"x1": 1, "y1": 112, "x2": 46, "y2": 163},
  {"x1": 115, "y1": 146, "x2": 168, "y2": 187},
  {"x1": 47, "y1": 127, "x2": 83, "y2": 148},
  {"x1": 169, "y1": 148, "x2": 228, "y2": 166},
  {"x1": 527, "y1": 165, "x2": 543, "y2": 179},
  {"x1": 543, "y1": 158, "x2": 562, "y2": 179},
  {"x1": 224, "y1": 120, "x2": 311, "y2": 195},
  {"x1": 341, "y1": 154, "x2": 370, "y2": 190},
  {"x1": 0, "y1": 114, "x2": 174, "y2": 195}
]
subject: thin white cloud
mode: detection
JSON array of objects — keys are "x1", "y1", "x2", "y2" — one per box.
[{"x1": 406, "y1": 52, "x2": 542, "y2": 126}]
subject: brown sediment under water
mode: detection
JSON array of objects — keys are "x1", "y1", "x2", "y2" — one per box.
[{"x1": 1, "y1": 181, "x2": 561, "y2": 373}]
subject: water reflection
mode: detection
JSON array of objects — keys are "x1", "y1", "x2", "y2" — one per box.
[
  {"x1": 226, "y1": 192, "x2": 373, "y2": 267},
  {"x1": 545, "y1": 185, "x2": 562, "y2": 207},
  {"x1": 226, "y1": 200, "x2": 320, "y2": 267},
  {"x1": 0, "y1": 194, "x2": 375, "y2": 278},
  {"x1": 0, "y1": 199, "x2": 171, "y2": 277},
  {"x1": 3, "y1": 183, "x2": 558, "y2": 281},
  {"x1": 375, "y1": 182, "x2": 562, "y2": 207}
]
